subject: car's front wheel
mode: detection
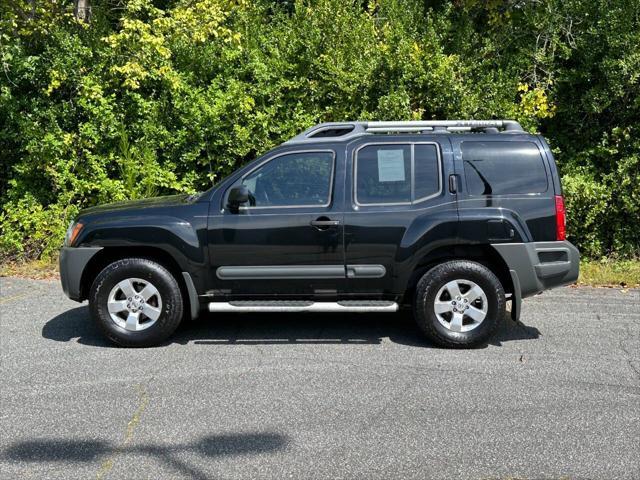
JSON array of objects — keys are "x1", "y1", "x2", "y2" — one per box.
[
  {"x1": 413, "y1": 260, "x2": 505, "y2": 348},
  {"x1": 89, "y1": 258, "x2": 183, "y2": 347}
]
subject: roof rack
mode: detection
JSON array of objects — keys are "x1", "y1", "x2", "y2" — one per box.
[{"x1": 285, "y1": 120, "x2": 525, "y2": 144}]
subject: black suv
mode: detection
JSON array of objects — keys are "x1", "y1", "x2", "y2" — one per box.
[{"x1": 59, "y1": 120, "x2": 579, "y2": 348}]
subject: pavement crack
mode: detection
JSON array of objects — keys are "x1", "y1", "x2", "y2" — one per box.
[
  {"x1": 619, "y1": 324, "x2": 640, "y2": 381},
  {"x1": 96, "y1": 383, "x2": 150, "y2": 480},
  {"x1": 628, "y1": 360, "x2": 640, "y2": 381}
]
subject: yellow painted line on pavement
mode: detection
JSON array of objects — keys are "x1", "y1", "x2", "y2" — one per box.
[
  {"x1": 0, "y1": 293, "x2": 29, "y2": 305},
  {"x1": 96, "y1": 384, "x2": 150, "y2": 480}
]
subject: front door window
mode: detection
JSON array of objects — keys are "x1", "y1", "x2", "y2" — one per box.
[{"x1": 241, "y1": 151, "x2": 335, "y2": 208}]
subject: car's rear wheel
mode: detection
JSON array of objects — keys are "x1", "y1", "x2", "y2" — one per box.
[
  {"x1": 89, "y1": 258, "x2": 183, "y2": 347},
  {"x1": 413, "y1": 260, "x2": 505, "y2": 348}
]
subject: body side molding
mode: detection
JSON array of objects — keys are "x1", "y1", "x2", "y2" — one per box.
[
  {"x1": 216, "y1": 264, "x2": 387, "y2": 280},
  {"x1": 216, "y1": 265, "x2": 345, "y2": 280}
]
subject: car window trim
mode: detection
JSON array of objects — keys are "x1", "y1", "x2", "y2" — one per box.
[
  {"x1": 231, "y1": 149, "x2": 337, "y2": 210},
  {"x1": 353, "y1": 141, "x2": 443, "y2": 207}
]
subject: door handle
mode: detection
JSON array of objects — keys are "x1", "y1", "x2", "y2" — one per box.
[
  {"x1": 449, "y1": 174, "x2": 458, "y2": 193},
  {"x1": 310, "y1": 220, "x2": 340, "y2": 227}
]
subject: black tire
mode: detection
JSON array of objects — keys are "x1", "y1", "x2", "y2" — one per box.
[
  {"x1": 89, "y1": 258, "x2": 184, "y2": 347},
  {"x1": 413, "y1": 260, "x2": 505, "y2": 348}
]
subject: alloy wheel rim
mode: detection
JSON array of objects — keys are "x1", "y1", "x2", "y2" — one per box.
[
  {"x1": 434, "y1": 279, "x2": 488, "y2": 333},
  {"x1": 107, "y1": 278, "x2": 162, "y2": 331}
]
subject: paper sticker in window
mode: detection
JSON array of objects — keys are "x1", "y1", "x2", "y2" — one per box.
[{"x1": 377, "y1": 150, "x2": 406, "y2": 182}]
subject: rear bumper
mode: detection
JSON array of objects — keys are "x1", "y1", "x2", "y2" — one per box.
[
  {"x1": 59, "y1": 247, "x2": 103, "y2": 302},
  {"x1": 491, "y1": 241, "x2": 580, "y2": 298}
]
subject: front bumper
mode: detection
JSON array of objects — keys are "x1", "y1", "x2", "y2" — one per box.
[
  {"x1": 59, "y1": 247, "x2": 103, "y2": 302},
  {"x1": 491, "y1": 240, "x2": 580, "y2": 298}
]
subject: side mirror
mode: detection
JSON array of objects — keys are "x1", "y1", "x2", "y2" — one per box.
[{"x1": 227, "y1": 185, "x2": 250, "y2": 211}]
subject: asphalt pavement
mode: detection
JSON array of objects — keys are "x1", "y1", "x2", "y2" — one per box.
[{"x1": 0, "y1": 277, "x2": 638, "y2": 480}]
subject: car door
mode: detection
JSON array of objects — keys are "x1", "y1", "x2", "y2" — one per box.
[
  {"x1": 207, "y1": 147, "x2": 346, "y2": 298},
  {"x1": 343, "y1": 137, "x2": 457, "y2": 297}
]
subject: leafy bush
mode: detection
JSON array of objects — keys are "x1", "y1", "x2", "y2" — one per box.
[{"x1": 1, "y1": 0, "x2": 638, "y2": 260}]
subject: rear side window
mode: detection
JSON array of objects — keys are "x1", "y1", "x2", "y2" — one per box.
[
  {"x1": 462, "y1": 141, "x2": 548, "y2": 195},
  {"x1": 356, "y1": 144, "x2": 412, "y2": 204},
  {"x1": 414, "y1": 144, "x2": 440, "y2": 200},
  {"x1": 355, "y1": 143, "x2": 441, "y2": 205}
]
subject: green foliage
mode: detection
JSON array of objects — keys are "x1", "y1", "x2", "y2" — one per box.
[
  {"x1": 1, "y1": 0, "x2": 639, "y2": 260},
  {"x1": 0, "y1": 195, "x2": 77, "y2": 259},
  {"x1": 579, "y1": 258, "x2": 640, "y2": 288}
]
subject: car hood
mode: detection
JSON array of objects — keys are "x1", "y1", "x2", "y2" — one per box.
[{"x1": 78, "y1": 194, "x2": 196, "y2": 217}]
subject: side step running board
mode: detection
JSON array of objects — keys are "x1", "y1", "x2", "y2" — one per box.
[{"x1": 208, "y1": 300, "x2": 399, "y2": 313}]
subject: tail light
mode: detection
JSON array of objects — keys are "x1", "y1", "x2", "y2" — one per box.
[{"x1": 555, "y1": 195, "x2": 566, "y2": 241}]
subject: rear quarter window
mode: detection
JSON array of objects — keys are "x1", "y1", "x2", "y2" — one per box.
[{"x1": 461, "y1": 141, "x2": 548, "y2": 195}]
